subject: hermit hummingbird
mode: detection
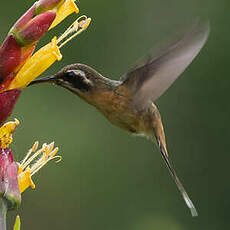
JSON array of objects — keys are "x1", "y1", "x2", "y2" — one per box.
[{"x1": 29, "y1": 19, "x2": 209, "y2": 216}]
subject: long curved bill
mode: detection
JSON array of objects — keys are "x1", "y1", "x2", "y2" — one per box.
[{"x1": 28, "y1": 76, "x2": 58, "y2": 86}]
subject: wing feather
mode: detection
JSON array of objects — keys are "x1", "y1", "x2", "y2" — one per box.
[{"x1": 121, "y1": 19, "x2": 210, "y2": 110}]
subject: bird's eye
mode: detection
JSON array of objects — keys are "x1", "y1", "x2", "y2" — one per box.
[
  {"x1": 63, "y1": 70, "x2": 91, "y2": 91},
  {"x1": 64, "y1": 70, "x2": 85, "y2": 81}
]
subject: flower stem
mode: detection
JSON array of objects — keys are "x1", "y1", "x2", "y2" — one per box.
[{"x1": 0, "y1": 199, "x2": 7, "y2": 230}]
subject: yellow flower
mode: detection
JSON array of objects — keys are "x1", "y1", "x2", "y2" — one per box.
[
  {"x1": 5, "y1": 16, "x2": 91, "y2": 91},
  {"x1": 0, "y1": 120, "x2": 61, "y2": 194},
  {"x1": 0, "y1": 119, "x2": 19, "y2": 148},
  {"x1": 49, "y1": 0, "x2": 79, "y2": 30},
  {"x1": 18, "y1": 141, "x2": 61, "y2": 193}
]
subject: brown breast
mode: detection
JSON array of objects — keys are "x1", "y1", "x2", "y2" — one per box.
[{"x1": 90, "y1": 88, "x2": 153, "y2": 134}]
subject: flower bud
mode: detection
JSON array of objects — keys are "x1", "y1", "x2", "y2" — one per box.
[
  {"x1": 11, "y1": 4, "x2": 36, "y2": 32},
  {"x1": 35, "y1": 0, "x2": 64, "y2": 14},
  {"x1": 12, "y1": 11, "x2": 56, "y2": 46},
  {"x1": 0, "y1": 148, "x2": 21, "y2": 210}
]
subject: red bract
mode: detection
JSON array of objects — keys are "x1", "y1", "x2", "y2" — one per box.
[
  {"x1": 11, "y1": 4, "x2": 37, "y2": 32},
  {"x1": 0, "y1": 0, "x2": 83, "y2": 124},
  {"x1": 0, "y1": 90, "x2": 21, "y2": 126},
  {"x1": 12, "y1": 11, "x2": 56, "y2": 46},
  {"x1": 0, "y1": 148, "x2": 21, "y2": 210},
  {"x1": 0, "y1": 35, "x2": 21, "y2": 82},
  {"x1": 10, "y1": 0, "x2": 63, "y2": 32},
  {"x1": 0, "y1": 0, "x2": 64, "y2": 124}
]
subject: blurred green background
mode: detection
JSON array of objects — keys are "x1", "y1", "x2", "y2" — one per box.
[{"x1": 1, "y1": 0, "x2": 230, "y2": 229}]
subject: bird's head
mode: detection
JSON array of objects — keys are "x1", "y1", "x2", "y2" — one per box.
[
  {"x1": 54, "y1": 64, "x2": 95, "y2": 94},
  {"x1": 29, "y1": 63, "x2": 115, "y2": 103}
]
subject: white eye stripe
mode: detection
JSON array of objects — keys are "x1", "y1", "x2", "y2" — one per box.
[{"x1": 67, "y1": 70, "x2": 86, "y2": 78}]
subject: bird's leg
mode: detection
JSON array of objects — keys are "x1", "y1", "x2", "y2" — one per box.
[{"x1": 150, "y1": 104, "x2": 198, "y2": 216}]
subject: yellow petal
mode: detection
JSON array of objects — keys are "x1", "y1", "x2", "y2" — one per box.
[
  {"x1": 6, "y1": 37, "x2": 62, "y2": 90},
  {"x1": 0, "y1": 119, "x2": 19, "y2": 148},
  {"x1": 49, "y1": 0, "x2": 79, "y2": 30},
  {"x1": 18, "y1": 167, "x2": 35, "y2": 194}
]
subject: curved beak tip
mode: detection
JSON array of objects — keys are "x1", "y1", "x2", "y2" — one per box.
[{"x1": 27, "y1": 76, "x2": 57, "y2": 87}]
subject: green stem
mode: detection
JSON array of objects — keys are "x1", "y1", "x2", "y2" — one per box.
[{"x1": 0, "y1": 199, "x2": 7, "y2": 230}]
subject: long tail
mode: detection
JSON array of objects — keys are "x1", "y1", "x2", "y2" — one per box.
[
  {"x1": 151, "y1": 104, "x2": 198, "y2": 216},
  {"x1": 157, "y1": 140, "x2": 198, "y2": 217}
]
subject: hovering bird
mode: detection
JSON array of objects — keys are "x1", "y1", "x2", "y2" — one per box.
[{"x1": 29, "y1": 19, "x2": 209, "y2": 216}]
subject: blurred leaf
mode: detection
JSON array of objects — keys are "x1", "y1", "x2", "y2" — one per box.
[{"x1": 13, "y1": 215, "x2": 20, "y2": 230}]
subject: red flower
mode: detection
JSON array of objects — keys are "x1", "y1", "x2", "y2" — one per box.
[{"x1": 0, "y1": 0, "x2": 82, "y2": 125}]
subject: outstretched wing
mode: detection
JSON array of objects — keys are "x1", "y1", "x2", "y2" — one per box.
[{"x1": 120, "y1": 19, "x2": 210, "y2": 111}]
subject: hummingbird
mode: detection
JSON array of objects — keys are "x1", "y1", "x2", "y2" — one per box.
[{"x1": 29, "y1": 19, "x2": 209, "y2": 216}]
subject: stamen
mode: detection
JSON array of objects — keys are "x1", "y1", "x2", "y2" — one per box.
[
  {"x1": 32, "y1": 141, "x2": 39, "y2": 152},
  {"x1": 30, "y1": 147, "x2": 59, "y2": 176},
  {"x1": 20, "y1": 145, "x2": 46, "y2": 171},
  {"x1": 57, "y1": 16, "x2": 91, "y2": 49},
  {"x1": 20, "y1": 141, "x2": 39, "y2": 166},
  {"x1": 18, "y1": 142, "x2": 61, "y2": 193},
  {"x1": 53, "y1": 155, "x2": 62, "y2": 163},
  {"x1": 47, "y1": 142, "x2": 55, "y2": 152}
]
